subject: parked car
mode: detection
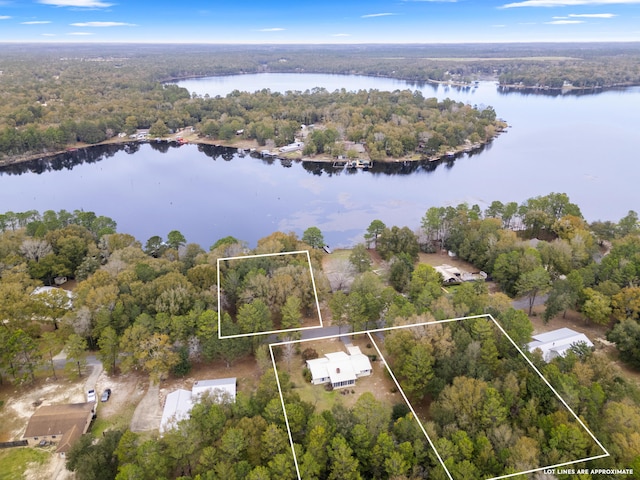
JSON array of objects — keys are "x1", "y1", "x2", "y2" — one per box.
[
  {"x1": 101, "y1": 388, "x2": 111, "y2": 402},
  {"x1": 87, "y1": 389, "x2": 96, "y2": 402}
]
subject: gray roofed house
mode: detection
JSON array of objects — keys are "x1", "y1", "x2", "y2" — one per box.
[
  {"x1": 527, "y1": 327, "x2": 594, "y2": 362},
  {"x1": 192, "y1": 378, "x2": 236, "y2": 402}
]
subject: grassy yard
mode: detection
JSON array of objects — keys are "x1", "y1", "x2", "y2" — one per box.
[
  {"x1": 0, "y1": 447, "x2": 49, "y2": 480},
  {"x1": 91, "y1": 401, "x2": 137, "y2": 438}
]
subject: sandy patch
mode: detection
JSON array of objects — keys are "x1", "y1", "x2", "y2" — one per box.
[
  {"x1": 1, "y1": 379, "x2": 85, "y2": 442},
  {"x1": 23, "y1": 453, "x2": 71, "y2": 480}
]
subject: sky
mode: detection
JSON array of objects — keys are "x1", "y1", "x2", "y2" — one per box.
[{"x1": 0, "y1": 0, "x2": 639, "y2": 43}]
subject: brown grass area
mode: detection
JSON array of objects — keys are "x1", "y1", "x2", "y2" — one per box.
[{"x1": 161, "y1": 356, "x2": 262, "y2": 399}]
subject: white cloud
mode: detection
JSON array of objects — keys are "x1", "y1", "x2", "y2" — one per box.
[
  {"x1": 545, "y1": 19, "x2": 585, "y2": 23},
  {"x1": 0, "y1": 15, "x2": 11, "y2": 20},
  {"x1": 361, "y1": 13, "x2": 397, "y2": 18},
  {"x1": 501, "y1": 0, "x2": 640, "y2": 8},
  {"x1": 569, "y1": 12, "x2": 617, "y2": 16},
  {"x1": 258, "y1": 27, "x2": 285, "y2": 32},
  {"x1": 22, "y1": 20, "x2": 52, "y2": 24},
  {"x1": 41, "y1": 33, "x2": 57, "y2": 36},
  {"x1": 70, "y1": 21, "x2": 136, "y2": 27},
  {"x1": 492, "y1": 24, "x2": 507, "y2": 27},
  {"x1": 39, "y1": 0, "x2": 113, "y2": 7}
]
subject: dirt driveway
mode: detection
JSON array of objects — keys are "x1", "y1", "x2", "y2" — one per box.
[{"x1": 129, "y1": 382, "x2": 161, "y2": 432}]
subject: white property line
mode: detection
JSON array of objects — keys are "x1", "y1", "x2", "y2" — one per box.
[
  {"x1": 268, "y1": 314, "x2": 610, "y2": 480},
  {"x1": 485, "y1": 315, "x2": 610, "y2": 480},
  {"x1": 366, "y1": 331, "x2": 453, "y2": 480},
  {"x1": 269, "y1": 342, "x2": 302, "y2": 479},
  {"x1": 217, "y1": 250, "x2": 324, "y2": 339}
]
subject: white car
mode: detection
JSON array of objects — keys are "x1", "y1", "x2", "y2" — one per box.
[{"x1": 87, "y1": 389, "x2": 96, "y2": 402}]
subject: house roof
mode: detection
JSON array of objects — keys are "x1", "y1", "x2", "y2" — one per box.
[
  {"x1": 57, "y1": 424, "x2": 83, "y2": 454},
  {"x1": 328, "y1": 358, "x2": 357, "y2": 385},
  {"x1": 527, "y1": 328, "x2": 594, "y2": 362},
  {"x1": 23, "y1": 403, "x2": 94, "y2": 440},
  {"x1": 161, "y1": 378, "x2": 237, "y2": 434},
  {"x1": 192, "y1": 378, "x2": 236, "y2": 401},
  {"x1": 347, "y1": 347, "x2": 373, "y2": 374},
  {"x1": 307, "y1": 357, "x2": 330, "y2": 381},
  {"x1": 160, "y1": 389, "x2": 193, "y2": 434},
  {"x1": 434, "y1": 264, "x2": 462, "y2": 282},
  {"x1": 307, "y1": 348, "x2": 372, "y2": 385}
]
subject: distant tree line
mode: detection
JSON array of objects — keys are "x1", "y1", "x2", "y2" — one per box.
[{"x1": 2, "y1": 43, "x2": 639, "y2": 160}]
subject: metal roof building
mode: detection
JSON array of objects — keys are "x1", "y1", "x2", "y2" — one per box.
[
  {"x1": 527, "y1": 328, "x2": 594, "y2": 362},
  {"x1": 160, "y1": 378, "x2": 236, "y2": 434}
]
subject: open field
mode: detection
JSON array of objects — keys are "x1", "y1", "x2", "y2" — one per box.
[{"x1": 0, "y1": 448, "x2": 49, "y2": 480}]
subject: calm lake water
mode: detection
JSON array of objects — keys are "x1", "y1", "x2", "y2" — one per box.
[{"x1": 1, "y1": 73, "x2": 639, "y2": 248}]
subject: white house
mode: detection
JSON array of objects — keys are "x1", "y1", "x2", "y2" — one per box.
[
  {"x1": 527, "y1": 328, "x2": 594, "y2": 363},
  {"x1": 279, "y1": 141, "x2": 304, "y2": 153},
  {"x1": 306, "y1": 346, "x2": 372, "y2": 389},
  {"x1": 160, "y1": 378, "x2": 236, "y2": 434}
]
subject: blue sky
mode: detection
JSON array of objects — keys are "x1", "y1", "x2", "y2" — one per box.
[{"x1": 0, "y1": 0, "x2": 639, "y2": 43}]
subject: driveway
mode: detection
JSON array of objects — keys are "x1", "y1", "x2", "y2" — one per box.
[{"x1": 129, "y1": 382, "x2": 162, "y2": 432}]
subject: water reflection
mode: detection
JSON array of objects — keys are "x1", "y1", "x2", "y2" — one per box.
[
  {"x1": 496, "y1": 85, "x2": 628, "y2": 97},
  {"x1": 2, "y1": 140, "x2": 486, "y2": 178}
]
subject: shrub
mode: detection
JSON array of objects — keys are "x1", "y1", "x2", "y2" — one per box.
[{"x1": 302, "y1": 348, "x2": 319, "y2": 361}]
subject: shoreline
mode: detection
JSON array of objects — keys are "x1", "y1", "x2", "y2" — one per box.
[{"x1": 0, "y1": 132, "x2": 500, "y2": 169}]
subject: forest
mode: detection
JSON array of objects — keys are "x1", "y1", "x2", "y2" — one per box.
[
  {"x1": 1, "y1": 191, "x2": 640, "y2": 479},
  {"x1": 1, "y1": 43, "x2": 639, "y2": 161}
]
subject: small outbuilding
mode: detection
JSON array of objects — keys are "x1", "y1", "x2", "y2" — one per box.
[{"x1": 527, "y1": 328, "x2": 594, "y2": 363}]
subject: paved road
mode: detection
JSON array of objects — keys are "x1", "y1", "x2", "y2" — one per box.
[
  {"x1": 511, "y1": 294, "x2": 549, "y2": 312},
  {"x1": 52, "y1": 351, "x2": 102, "y2": 399}
]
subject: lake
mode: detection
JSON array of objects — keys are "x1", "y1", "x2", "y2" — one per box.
[{"x1": 1, "y1": 73, "x2": 639, "y2": 248}]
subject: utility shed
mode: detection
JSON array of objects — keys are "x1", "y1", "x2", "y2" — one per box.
[{"x1": 527, "y1": 328, "x2": 594, "y2": 362}]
